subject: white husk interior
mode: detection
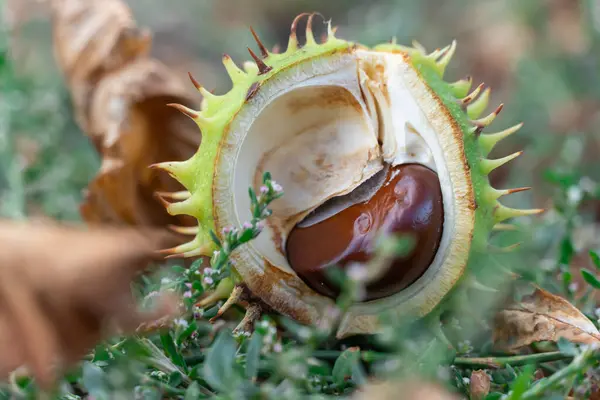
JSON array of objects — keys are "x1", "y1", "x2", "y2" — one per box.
[{"x1": 217, "y1": 51, "x2": 453, "y2": 289}]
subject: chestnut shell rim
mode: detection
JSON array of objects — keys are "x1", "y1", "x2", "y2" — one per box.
[{"x1": 212, "y1": 49, "x2": 474, "y2": 336}]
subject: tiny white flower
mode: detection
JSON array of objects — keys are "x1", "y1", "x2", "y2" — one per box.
[
  {"x1": 268, "y1": 326, "x2": 277, "y2": 335},
  {"x1": 273, "y1": 342, "x2": 283, "y2": 353},
  {"x1": 298, "y1": 327, "x2": 312, "y2": 340},
  {"x1": 203, "y1": 267, "x2": 214, "y2": 275},
  {"x1": 203, "y1": 276, "x2": 214, "y2": 285},
  {"x1": 382, "y1": 359, "x2": 400, "y2": 371},
  {"x1": 243, "y1": 221, "x2": 253, "y2": 229},
  {"x1": 449, "y1": 317, "x2": 462, "y2": 330},
  {"x1": 540, "y1": 259, "x2": 555, "y2": 271},
  {"x1": 161, "y1": 278, "x2": 171, "y2": 285},
  {"x1": 183, "y1": 291, "x2": 192, "y2": 298},
  {"x1": 458, "y1": 340, "x2": 474, "y2": 354},
  {"x1": 271, "y1": 181, "x2": 283, "y2": 192},
  {"x1": 326, "y1": 305, "x2": 341, "y2": 320},
  {"x1": 213, "y1": 250, "x2": 220, "y2": 257},
  {"x1": 193, "y1": 307, "x2": 204, "y2": 318},
  {"x1": 174, "y1": 318, "x2": 189, "y2": 328},
  {"x1": 347, "y1": 263, "x2": 368, "y2": 282},
  {"x1": 568, "y1": 282, "x2": 579, "y2": 293},
  {"x1": 567, "y1": 186, "x2": 583, "y2": 205},
  {"x1": 260, "y1": 185, "x2": 269, "y2": 194},
  {"x1": 462, "y1": 377, "x2": 470, "y2": 385}
]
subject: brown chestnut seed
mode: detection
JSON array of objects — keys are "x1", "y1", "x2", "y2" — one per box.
[{"x1": 285, "y1": 164, "x2": 444, "y2": 301}]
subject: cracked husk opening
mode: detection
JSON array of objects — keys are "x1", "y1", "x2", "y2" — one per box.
[{"x1": 213, "y1": 50, "x2": 474, "y2": 336}]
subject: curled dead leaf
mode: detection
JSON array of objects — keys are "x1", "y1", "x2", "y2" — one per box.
[
  {"x1": 0, "y1": 219, "x2": 180, "y2": 389},
  {"x1": 50, "y1": 0, "x2": 152, "y2": 126},
  {"x1": 493, "y1": 286, "x2": 600, "y2": 352},
  {"x1": 78, "y1": 59, "x2": 200, "y2": 228},
  {"x1": 49, "y1": 0, "x2": 200, "y2": 227}
]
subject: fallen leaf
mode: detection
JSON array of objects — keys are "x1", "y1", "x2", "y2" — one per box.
[
  {"x1": 77, "y1": 59, "x2": 200, "y2": 228},
  {"x1": 493, "y1": 286, "x2": 600, "y2": 352},
  {"x1": 49, "y1": 0, "x2": 200, "y2": 227},
  {"x1": 469, "y1": 370, "x2": 490, "y2": 400},
  {"x1": 0, "y1": 219, "x2": 179, "y2": 389}
]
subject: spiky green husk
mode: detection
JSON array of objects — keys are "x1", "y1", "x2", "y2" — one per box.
[{"x1": 155, "y1": 13, "x2": 541, "y2": 334}]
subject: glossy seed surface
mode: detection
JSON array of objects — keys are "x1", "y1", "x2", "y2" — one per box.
[{"x1": 286, "y1": 164, "x2": 444, "y2": 301}]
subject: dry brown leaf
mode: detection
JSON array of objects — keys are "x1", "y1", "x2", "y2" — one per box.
[
  {"x1": 0, "y1": 219, "x2": 179, "y2": 389},
  {"x1": 49, "y1": 0, "x2": 200, "y2": 227},
  {"x1": 469, "y1": 370, "x2": 490, "y2": 400},
  {"x1": 493, "y1": 286, "x2": 600, "y2": 352}
]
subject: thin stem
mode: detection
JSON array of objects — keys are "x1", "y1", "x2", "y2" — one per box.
[
  {"x1": 454, "y1": 351, "x2": 571, "y2": 369},
  {"x1": 314, "y1": 349, "x2": 575, "y2": 370},
  {"x1": 519, "y1": 347, "x2": 598, "y2": 399}
]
